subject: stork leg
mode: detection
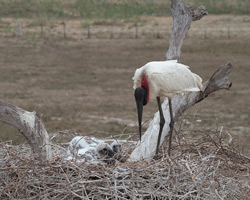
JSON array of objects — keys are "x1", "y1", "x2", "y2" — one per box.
[
  {"x1": 156, "y1": 97, "x2": 165, "y2": 155},
  {"x1": 168, "y1": 98, "x2": 175, "y2": 156}
]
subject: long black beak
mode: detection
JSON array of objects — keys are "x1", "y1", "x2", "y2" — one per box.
[
  {"x1": 135, "y1": 99, "x2": 143, "y2": 141},
  {"x1": 134, "y1": 87, "x2": 147, "y2": 142}
]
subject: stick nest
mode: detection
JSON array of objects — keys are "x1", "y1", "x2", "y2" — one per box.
[{"x1": 1, "y1": 129, "x2": 250, "y2": 199}]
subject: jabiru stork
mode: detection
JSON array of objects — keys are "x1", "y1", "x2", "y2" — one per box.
[{"x1": 133, "y1": 60, "x2": 202, "y2": 156}]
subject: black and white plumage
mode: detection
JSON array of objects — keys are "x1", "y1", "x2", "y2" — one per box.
[
  {"x1": 133, "y1": 60, "x2": 202, "y2": 156},
  {"x1": 111, "y1": 140, "x2": 125, "y2": 162},
  {"x1": 95, "y1": 143, "x2": 116, "y2": 164},
  {"x1": 67, "y1": 136, "x2": 123, "y2": 163},
  {"x1": 111, "y1": 140, "x2": 122, "y2": 154},
  {"x1": 68, "y1": 136, "x2": 100, "y2": 161}
]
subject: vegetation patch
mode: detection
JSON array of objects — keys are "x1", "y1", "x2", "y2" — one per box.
[{"x1": 0, "y1": 0, "x2": 250, "y2": 19}]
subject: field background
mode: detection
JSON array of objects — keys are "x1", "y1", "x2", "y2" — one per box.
[{"x1": 0, "y1": 0, "x2": 249, "y2": 156}]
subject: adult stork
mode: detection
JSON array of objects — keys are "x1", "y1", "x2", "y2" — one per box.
[{"x1": 133, "y1": 60, "x2": 202, "y2": 156}]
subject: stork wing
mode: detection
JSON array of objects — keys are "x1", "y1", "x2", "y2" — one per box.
[{"x1": 150, "y1": 65, "x2": 202, "y2": 95}]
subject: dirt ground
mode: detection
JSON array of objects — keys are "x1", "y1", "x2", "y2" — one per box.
[{"x1": 0, "y1": 15, "x2": 249, "y2": 155}]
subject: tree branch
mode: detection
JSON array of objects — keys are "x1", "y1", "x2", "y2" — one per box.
[
  {"x1": 0, "y1": 101, "x2": 52, "y2": 163},
  {"x1": 192, "y1": 6, "x2": 208, "y2": 21}
]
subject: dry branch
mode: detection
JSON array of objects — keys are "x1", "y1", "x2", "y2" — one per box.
[
  {"x1": 129, "y1": 0, "x2": 232, "y2": 161},
  {"x1": 166, "y1": 1, "x2": 208, "y2": 61},
  {"x1": 0, "y1": 101, "x2": 52, "y2": 163}
]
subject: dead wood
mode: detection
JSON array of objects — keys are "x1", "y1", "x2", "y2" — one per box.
[
  {"x1": 0, "y1": 101, "x2": 52, "y2": 163},
  {"x1": 166, "y1": 0, "x2": 208, "y2": 61},
  {"x1": 129, "y1": 0, "x2": 232, "y2": 161}
]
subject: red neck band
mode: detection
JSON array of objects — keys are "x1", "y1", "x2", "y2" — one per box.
[{"x1": 141, "y1": 74, "x2": 149, "y2": 102}]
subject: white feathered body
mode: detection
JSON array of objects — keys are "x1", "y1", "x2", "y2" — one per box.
[
  {"x1": 67, "y1": 136, "x2": 123, "y2": 162},
  {"x1": 133, "y1": 60, "x2": 202, "y2": 101}
]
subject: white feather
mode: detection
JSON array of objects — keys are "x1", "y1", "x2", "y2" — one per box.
[
  {"x1": 67, "y1": 136, "x2": 120, "y2": 163},
  {"x1": 133, "y1": 60, "x2": 202, "y2": 100}
]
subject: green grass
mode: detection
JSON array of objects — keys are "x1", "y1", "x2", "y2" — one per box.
[
  {"x1": 0, "y1": 0, "x2": 249, "y2": 20},
  {"x1": 0, "y1": 19, "x2": 12, "y2": 33},
  {"x1": 75, "y1": 0, "x2": 157, "y2": 19},
  {"x1": 0, "y1": 0, "x2": 67, "y2": 19}
]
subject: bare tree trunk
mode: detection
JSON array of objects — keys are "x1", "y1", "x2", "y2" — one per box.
[
  {"x1": 0, "y1": 101, "x2": 52, "y2": 163},
  {"x1": 166, "y1": 1, "x2": 207, "y2": 61},
  {"x1": 129, "y1": 0, "x2": 232, "y2": 161}
]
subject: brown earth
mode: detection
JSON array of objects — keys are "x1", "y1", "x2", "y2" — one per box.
[{"x1": 0, "y1": 15, "x2": 249, "y2": 155}]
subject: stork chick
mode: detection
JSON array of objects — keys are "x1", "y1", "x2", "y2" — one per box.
[
  {"x1": 111, "y1": 140, "x2": 121, "y2": 154},
  {"x1": 133, "y1": 60, "x2": 202, "y2": 156},
  {"x1": 96, "y1": 143, "x2": 115, "y2": 164},
  {"x1": 111, "y1": 141, "x2": 125, "y2": 162}
]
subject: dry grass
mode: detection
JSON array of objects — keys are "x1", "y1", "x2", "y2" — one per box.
[
  {"x1": 1, "y1": 15, "x2": 250, "y2": 40},
  {"x1": 0, "y1": 129, "x2": 249, "y2": 199}
]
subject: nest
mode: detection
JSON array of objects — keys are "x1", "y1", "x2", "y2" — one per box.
[{"x1": 1, "y1": 129, "x2": 250, "y2": 199}]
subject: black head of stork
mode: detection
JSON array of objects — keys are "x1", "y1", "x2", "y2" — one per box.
[{"x1": 134, "y1": 86, "x2": 148, "y2": 142}]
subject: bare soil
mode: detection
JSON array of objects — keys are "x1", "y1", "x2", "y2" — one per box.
[{"x1": 0, "y1": 15, "x2": 249, "y2": 155}]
